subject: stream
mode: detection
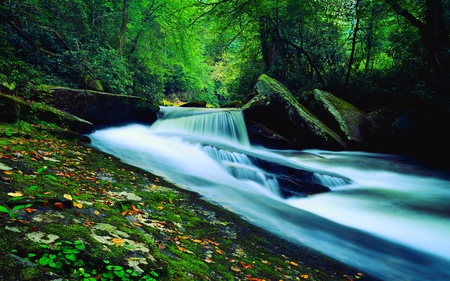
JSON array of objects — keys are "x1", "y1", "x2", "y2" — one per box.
[{"x1": 89, "y1": 106, "x2": 450, "y2": 281}]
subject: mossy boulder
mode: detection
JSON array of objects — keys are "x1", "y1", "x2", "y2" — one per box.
[
  {"x1": 299, "y1": 89, "x2": 368, "y2": 148},
  {"x1": 33, "y1": 87, "x2": 160, "y2": 128},
  {"x1": 243, "y1": 74, "x2": 347, "y2": 150},
  {"x1": 180, "y1": 100, "x2": 207, "y2": 107},
  {"x1": 0, "y1": 93, "x2": 94, "y2": 134}
]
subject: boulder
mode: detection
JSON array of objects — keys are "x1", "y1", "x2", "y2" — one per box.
[
  {"x1": 243, "y1": 74, "x2": 348, "y2": 150},
  {"x1": 0, "y1": 93, "x2": 95, "y2": 134},
  {"x1": 33, "y1": 87, "x2": 160, "y2": 128},
  {"x1": 298, "y1": 89, "x2": 368, "y2": 147}
]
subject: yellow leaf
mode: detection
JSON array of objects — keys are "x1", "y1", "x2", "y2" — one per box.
[
  {"x1": 77, "y1": 156, "x2": 83, "y2": 161},
  {"x1": 261, "y1": 260, "x2": 270, "y2": 265},
  {"x1": 63, "y1": 194, "x2": 73, "y2": 201},
  {"x1": 289, "y1": 261, "x2": 298, "y2": 267},
  {"x1": 111, "y1": 238, "x2": 124, "y2": 245},
  {"x1": 3, "y1": 170, "x2": 13, "y2": 175},
  {"x1": 73, "y1": 202, "x2": 83, "y2": 209},
  {"x1": 192, "y1": 239, "x2": 202, "y2": 243},
  {"x1": 133, "y1": 222, "x2": 143, "y2": 227},
  {"x1": 300, "y1": 274, "x2": 309, "y2": 279},
  {"x1": 7, "y1": 191, "x2": 23, "y2": 197},
  {"x1": 157, "y1": 206, "x2": 164, "y2": 210},
  {"x1": 94, "y1": 210, "x2": 100, "y2": 215},
  {"x1": 216, "y1": 249, "x2": 224, "y2": 255}
]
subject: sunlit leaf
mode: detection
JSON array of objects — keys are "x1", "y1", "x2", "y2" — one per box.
[
  {"x1": 300, "y1": 274, "x2": 309, "y2": 279},
  {"x1": 157, "y1": 206, "x2": 164, "y2": 210},
  {"x1": 0, "y1": 206, "x2": 10, "y2": 213},
  {"x1": 73, "y1": 202, "x2": 83, "y2": 209},
  {"x1": 7, "y1": 191, "x2": 23, "y2": 197},
  {"x1": 111, "y1": 238, "x2": 124, "y2": 245},
  {"x1": 63, "y1": 194, "x2": 73, "y2": 201}
]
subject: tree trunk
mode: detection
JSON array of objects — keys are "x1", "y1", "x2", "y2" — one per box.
[
  {"x1": 118, "y1": 0, "x2": 128, "y2": 57},
  {"x1": 343, "y1": 0, "x2": 361, "y2": 95},
  {"x1": 385, "y1": 0, "x2": 450, "y2": 75}
]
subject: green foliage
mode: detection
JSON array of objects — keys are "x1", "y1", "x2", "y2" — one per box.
[
  {"x1": 20, "y1": 240, "x2": 158, "y2": 281},
  {"x1": 0, "y1": 203, "x2": 33, "y2": 220}
]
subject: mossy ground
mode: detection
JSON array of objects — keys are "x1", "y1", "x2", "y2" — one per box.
[{"x1": 0, "y1": 120, "x2": 377, "y2": 281}]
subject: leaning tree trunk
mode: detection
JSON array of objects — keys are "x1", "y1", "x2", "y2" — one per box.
[{"x1": 385, "y1": 0, "x2": 450, "y2": 76}]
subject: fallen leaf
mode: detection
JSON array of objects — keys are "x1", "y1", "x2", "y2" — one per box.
[
  {"x1": 261, "y1": 260, "x2": 270, "y2": 265},
  {"x1": 24, "y1": 208, "x2": 37, "y2": 213},
  {"x1": 204, "y1": 257, "x2": 214, "y2": 263},
  {"x1": 157, "y1": 206, "x2": 164, "y2": 210},
  {"x1": 154, "y1": 178, "x2": 160, "y2": 183},
  {"x1": 300, "y1": 274, "x2": 309, "y2": 279},
  {"x1": 289, "y1": 261, "x2": 298, "y2": 267},
  {"x1": 230, "y1": 266, "x2": 241, "y2": 272},
  {"x1": 7, "y1": 191, "x2": 23, "y2": 197},
  {"x1": 63, "y1": 194, "x2": 73, "y2": 201},
  {"x1": 73, "y1": 202, "x2": 83, "y2": 209},
  {"x1": 239, "y1": 261, "x2": 252, "y2": 269},
  {"x1": 94, "y1": 210, "x2": 100, "y2": 215},
  {"x1": 3, "y1": 170, "x2": 13, "y2": 175},
  {"x1": 53, "y1": 202, "x2": 63, "y2": 210},
  {"x1": 111, "y1": 238, "x2": 124, "y2": 245},
  {"x1": 192, "y1": 239, "x2": 202, "y2": 243},
  {"x1": 216, "y1": 249, "x2": 224, "y2": 255}
]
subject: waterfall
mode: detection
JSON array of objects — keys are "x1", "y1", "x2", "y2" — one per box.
[
  {"x1": 89, "y1": 106, "x2": 450, "y2": 281},
  {"x1": 151, "y1": 107, "x2": 250, "y2": 146}
]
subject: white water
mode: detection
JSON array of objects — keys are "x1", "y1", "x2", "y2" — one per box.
[{"x1": 89, "y1": 107, "x2": 450, "y2": 281}]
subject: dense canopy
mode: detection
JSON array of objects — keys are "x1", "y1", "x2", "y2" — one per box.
[{"x1": 1, "y1": 0, "x2": 450, "y2": 107}]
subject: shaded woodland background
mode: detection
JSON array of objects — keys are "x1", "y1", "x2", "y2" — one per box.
[{"x1": 1, "y1": 0, "x2": 450, "y2": 112}]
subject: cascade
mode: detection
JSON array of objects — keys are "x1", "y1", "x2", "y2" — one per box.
[{"x1": 89, "y1": 106, "x2": 450, "y2": 281}]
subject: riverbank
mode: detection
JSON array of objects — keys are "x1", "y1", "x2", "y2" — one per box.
[{"x1": 0, "y1": 120, "x2": 377, "y2": 280}]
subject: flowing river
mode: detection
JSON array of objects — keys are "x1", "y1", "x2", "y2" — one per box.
[{"x1": 89, "y1": 107, "x2": 450, "y2": 281}]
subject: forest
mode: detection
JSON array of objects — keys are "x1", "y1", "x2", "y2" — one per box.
[{"x1": 1, "y1": 0, "x2": 450, "y2": 108}]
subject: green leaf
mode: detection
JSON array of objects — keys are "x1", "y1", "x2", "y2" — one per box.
[
  {"x1": 65, "y1": 253, "x2": 77, "y2": 261},
  {"x1": 0, "y1": 206, "x2": 10, "y2": 213},
  {"x1": 39, "y1": 243, "x2": 49, "y2": 248},
  {"x1": 28, "y1": 185, "x2": 39, "y2": 191},
  {"x1": 45, "y1": 174, "x2": 57, "y2": 180},
  {"x1": 114, "y1": 269, "x2": 125, "y2": 278},
  {"x1": 103, "y1": 259, "x2": 110, "y2": 264},
  {"x1": 39, "y1": 256, "x2": 50, "y2": 266}
]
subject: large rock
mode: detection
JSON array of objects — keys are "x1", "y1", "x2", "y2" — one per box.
[
  {"x1": 33, "y1": 87, "x2": 160, "y2": 128},
  {"x1": 0, "y1": 93, "x2": 95, "y2": 134},
  {"x1": 298, "y1": 89, "x2": 368, "y2": 147},
  {"x1": 243, "y1": 74, "x2": 348, "y2": 150}
]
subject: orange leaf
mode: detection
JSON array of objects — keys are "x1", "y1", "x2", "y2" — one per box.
[
  {"x1": 3, "y1": 170, "x2": 13, "y2": 175},
  {"x1": 54, "y1": 202, "x2": 63, "y2": 210},
  {"x1": 216, "y1": 249, "x2": 224, "y2": 255},
  {"x1": 289, "y1": 261, "x2": 298, "y2": 267},
  {"x1": 204, "y1": 257, "x2": 214, "y2": 263},
  {"x1": 133, "y1": 222, "x2": 143, "y2": 227},
  {"x1": 239, "y1": 261, "x2": 252, "y2": 269},
  {"x1": 300, "y1": 274, "x2": 309, "y2": 279},
  {"x1": 177, "y1": 246, "x2": 185, "y2": 252},
  {"x1": 192, "y1": 239, "x2": 202, "y2": 243},
  {"x1": 24, "y1": 208, "x2": 37, "y2": 213},
  {"x1": 122, "y1": 210, "x2": 130, "y2": 216},
  {"x1": 94, "y1": 210, "x2": 100, "y2": 215},
  {"x1": 7, "y1": 191, "x2": 23, "y2": 197}
]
